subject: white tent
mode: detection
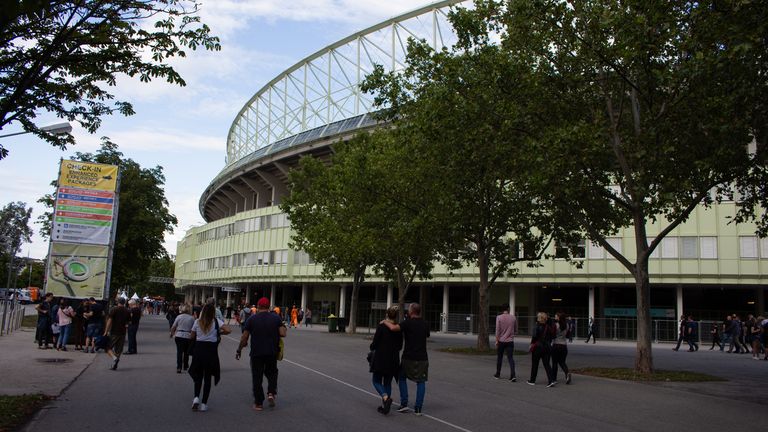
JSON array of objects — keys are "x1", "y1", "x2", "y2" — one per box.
[{"x1": 131, "y1": 293, "x2": 140, "y2": 300}]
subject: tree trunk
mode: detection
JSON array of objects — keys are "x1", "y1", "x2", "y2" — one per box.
[
  {"x1": 396, "y1": 270, "x2": 410, "y2": 322},
  {"x1": 348, "y1": 268, "x2": 364, "y2": 334},
  {"x1": 476, "y1": 252, "x2": 490, "y2": 351},
  {"x1": 634, "y1": 258, "x2": 654, "y2": 373}
]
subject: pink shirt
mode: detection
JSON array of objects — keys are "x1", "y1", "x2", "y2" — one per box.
[
  {"x1": 58, "y1": 306, "x2": 74, "y2": 326},
  {"x1": 495, "y1": 312, "x2": 517, "y2": 343}
]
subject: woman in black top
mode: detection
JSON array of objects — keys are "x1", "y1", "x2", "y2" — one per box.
[
  {"x1": 528, "y1": 312, "x2": 556, "y2": 387},
  {"x1": 369, "y1": 306, "x2": 402, "y2": 415}
]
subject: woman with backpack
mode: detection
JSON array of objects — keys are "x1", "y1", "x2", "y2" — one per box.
[
  {"x1": 527, "y1": 312, "x2": 556, "y2": 387},
  {"x1": 551, "y1": 312, "x2": 572, "y2": 385}
]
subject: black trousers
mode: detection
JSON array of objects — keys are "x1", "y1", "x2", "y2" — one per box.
[
  {"x1": 551, "y1": 344, "x2": 569, "y2": 380},
  {"x1": 495, "y1": 341, "x2": 516, "y2": 377},
  {"x1": 530, "y1": 348, "x2": 555, "y2": 384},
  {"x1": 250, "y1": 355, "x2": 279, "y2": 405},
  {"x1": 127, "y1": 324, "x2": 139, "y2": 353},
  {"x1": 175, "y1": 337, "x2": 191, "y2": 370}
]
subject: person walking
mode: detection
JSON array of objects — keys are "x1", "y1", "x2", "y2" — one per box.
[
  {"x1": 493, "y1": 303, "x2": 517, "y2": 381},
  {"x1": 83, "y1": 298, "x2": 104, "y2": 353},
  {"x1": 672, "y1": 315, "x2": 687, "y2": 351},
  {"x1": 686, "y1": 315, "x2": 699, "y2": 352},
  {"x1": 290, "y1": 305, "x2": 299, "y2": 328},
  {"x1": 189, "y1": 303, "x2": 229, "y2": 412},
  {"x1": 382, "y1": 303, "x2": 430, "y2": 416},
  {"x1": 35, "y1": 293, "x2": 54, "y2": 349},
  {"x1": 237, "y1": 297, "x2": 286, "y2": 411},
  {"x1": 585, "y1": 316, "x2": 598, "y2": 344},
  {"x1": 126, "y1": 299, "x2": 142, "y2": 355},
  {"x1": 528, "y1": 312, "x2": 556, "y2": 387},
  {"x1": 304, "y1": 307, "x2": 312, "y2": 327},
  {"x1": 104, "y1": 297, "x2": 131, "y2": 370},
  {"x1": 369, "y1": 306, "x2": 403, "y2": 415},
  {"x1": 55, "y1": 298, "x2": 74, "y2": 351},
  {"x1": 171, "y1": 304, "x2": 196, "y2": 373},
  {"x1": 709, "y1": 323, "x2": 723, "y2": 350},
  {"x1": 551, "y1": 312, "x2": 572, "y2": 384}
]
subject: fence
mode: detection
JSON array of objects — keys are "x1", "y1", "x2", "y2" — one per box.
[
  {"x1": 438, "y1": 314, "x2": 723, "y2": 344},
  {"x1": 0, "y1": 300, "x2": 26, "y2": 336}
]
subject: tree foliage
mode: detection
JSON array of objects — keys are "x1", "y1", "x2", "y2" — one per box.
[
  {"x1": 0, "y1": 201, "x2": 33, "y2": 286},
  {"x1": 38, "y1": 138, "x2": 177, "y2": 297},
  {"x1": 0, "y1": 0, "x2": 221, "y2": 159},
  {"x1": 446, "y1": 0, "x2": 767, "y2": 372},
  {"x1": 362, "y1": 37, "x2": 558, "y2": 351}
]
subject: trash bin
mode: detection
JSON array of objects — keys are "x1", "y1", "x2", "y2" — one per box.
[
  {"x1": 328, "y1": 316, "x2": 338, "y2": 333},
  {"x1": 337, "y1": 317, "x2": 347, "y2": 333}
]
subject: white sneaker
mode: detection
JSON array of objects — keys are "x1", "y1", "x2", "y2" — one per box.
[
  {"x1": 198, "y1": 403, "x2": 208, "y2": 412},
  {"x1": 192, "y1": 397, "x2": 200, "y2": 410}
]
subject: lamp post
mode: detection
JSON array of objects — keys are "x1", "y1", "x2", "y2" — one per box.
[{"x1": 0, "y1": 122, "x2": 72, "y2": 139}]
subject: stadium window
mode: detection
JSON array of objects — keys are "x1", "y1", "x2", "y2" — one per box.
[
  {"x1": 588, "y1": 241, "x2": 604, "y2": 259},
  {"x1": 554, "y1": 239, "x2": 585, "y2": 259},
  {"x1": 700, "y1": 237, "x2": 717, "y2": 259},
  {"x1": 761, "y1": 238, "x2": 768, "y2": 259},
  {"x1": 661, "y1": 237, "x2": 678, "y2": 258},
  {"x1": 740, "y1": 236, "x2": 758, "y2": 258},
  {"x1": 680, "y1": 237, "x2": 698, "y2": 259}
]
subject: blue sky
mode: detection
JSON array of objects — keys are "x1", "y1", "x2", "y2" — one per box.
[{"x1": 0, "y1": 0, "x2": 434, "y2": 260}]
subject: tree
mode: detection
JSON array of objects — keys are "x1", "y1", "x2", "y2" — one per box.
[
  {"x1": 0, "y1": 201, "x2": 33, "y2": 287},
  {"x1": 362, "y1": 39, "x2": 558, "y2": 351},
  {"x1": 449, "y1": 0, "x2": 767, "y2": 372},
  {"x1": 39, "y1": 138, "x2": 177, "y2": 297},
  {"x1": 280, "y1": 143, "x2": 377, "y2": 333},
  {"x1": 0, "y1": 0, "x2": 221, "y2": 159},
  {"x1": 16, "y1": 258, "x2": 45, "y2": 288}
]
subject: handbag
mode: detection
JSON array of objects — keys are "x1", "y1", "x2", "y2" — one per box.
[
  {"x1": 277, "y1": 339, "x2": 284, "y2": 361},
  {"x1": 51, "y1": 323, "x2": 61, "y2": 334}
]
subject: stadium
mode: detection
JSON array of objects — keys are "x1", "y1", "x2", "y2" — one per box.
[{"x1": 173, "y1": 0, "x2": 767, "y2": 338}]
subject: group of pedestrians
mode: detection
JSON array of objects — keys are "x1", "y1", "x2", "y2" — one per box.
[
  {"x1": 235, "y1": 302, "x2": 313, "y2": 332},
  {"x1": 167, "y1": 297, "x2": 287, "y2": 413},
  {"x1": 368, "y1": 303, "x2": 430, "y2": 416},
  {"x1": 670, "y1": 313, "x2": 768, "y2": 360}
]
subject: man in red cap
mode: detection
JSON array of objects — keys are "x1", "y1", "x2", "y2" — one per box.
[{"x1": 236, "y1": 297, "x2": 286, "y2": 411}]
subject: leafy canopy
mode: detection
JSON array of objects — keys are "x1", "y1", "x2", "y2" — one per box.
[{"x1": 0, "y1": 0, "x2": 221, "y2": 159}]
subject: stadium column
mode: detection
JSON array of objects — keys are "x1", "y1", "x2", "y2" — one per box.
[
  {"x1": 226, "y1": 291, "x2": 232, "y2": 307},
  {"x1": 588, "y1": 286, "x2": 595, "y2": 320},
  {"x1": 212, "y1": 287, "x2": 218, "y2": 303},
  {"x1": 386, "y1": 283, "x2": 394, "y2": 308},
  {"x1": 676, "y1": 285, "x2": 684, "y2": 319},
  {"x1": 756, "y1": 287, "x2": 764, "y2": 316},
  {"x1": 509, "y1": 285, "x2": 516, "y2": 315},
  {"x1": 339, "y1": 284, "x2": 347, "y2": 318},
  {"x1": 245, "y1": 286, "x2": 251, "y2": 306},
  {"x1": 270, "y1": 284, "x2": 276, "y2": 309},
  {"x1": 301, "y1": 284, "x2": 308, "y2": 312},
  {"x1": 442, "y1": 284, "x2": 449, "y2": 333}
]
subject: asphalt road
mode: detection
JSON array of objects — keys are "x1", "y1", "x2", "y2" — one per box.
[{"x1": 26, "y1": 314, "x2": 768, "y2": 432}]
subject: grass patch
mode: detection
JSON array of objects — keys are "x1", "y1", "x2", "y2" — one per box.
[
  {"x1": 439, "y1": 347, "x2": 529, "y2": 356},
  {"x1": 21, "y1": 314, "x2": 37, "y2": 328},
  {"x1": 571, "y1": 367, "x2": 726, "y2": 382},
  {"x1": 0, "y1": 394, "x2": 50, "y2": 431}
]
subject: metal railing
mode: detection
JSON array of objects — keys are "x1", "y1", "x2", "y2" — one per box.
[{"x1": 0, "y1": 300, "x2": 26, "y2": 336}]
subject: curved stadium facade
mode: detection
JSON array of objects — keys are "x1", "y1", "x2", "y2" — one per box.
[{"x1": 174, "y1": 0, "x2": 767, "y2": 337}]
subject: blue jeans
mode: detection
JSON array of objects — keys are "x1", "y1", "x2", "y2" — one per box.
[
  {"x1": 57, "y1": 324, "x2": 71, "y2": 348},
  {"x1": 127, "y1": 324, "x2": 138, "y2": 353},
  {"x1": 372, "y1": 373, "x2": 393, "y2": 398},
  {"x1": 398, "y1": 369, "x2": 426, "y2": 409}
]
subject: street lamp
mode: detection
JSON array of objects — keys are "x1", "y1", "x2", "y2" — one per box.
[{"x1": 0, "y1": 122, "x2": 73, "y2": 139}]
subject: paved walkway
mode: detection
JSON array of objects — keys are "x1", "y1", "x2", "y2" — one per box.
[{"x1": 1, "y1": 312, "x2": 766, "y2": 431}]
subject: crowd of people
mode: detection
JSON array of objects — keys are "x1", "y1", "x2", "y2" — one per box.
[{"x1": 673, "y1": 313, "x2": 768, "y2": 359}]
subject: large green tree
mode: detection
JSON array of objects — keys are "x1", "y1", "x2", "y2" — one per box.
[
  {"x1": 0, "y1": 201, "x2": 33, "y2": 287},
  {"x1": 0, "y1": 0, "x2": 220, "y2": 159},
  {"x1": 39, "y1": 138, "x2": 177, "y2": 298},
  {"x1": 448, "y1": 0, "x2": 767, "y2": 372},
  {"x1": 282, "y1": 131, "x2": 443, "y2": 331},
  {"x1": 362, "y1": 38, "x2": 559, "y2": 351}
]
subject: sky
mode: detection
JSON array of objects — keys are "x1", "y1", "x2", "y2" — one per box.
[{"x1": 0, "y1": 0, "x2": 438, "y2": 261}]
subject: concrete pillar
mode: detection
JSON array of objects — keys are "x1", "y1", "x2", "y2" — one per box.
[
  {"x1": 339, "y1": 284, "x2": 347, "y2": 318},
  {"x1": 756, "y1": 287, "x2": 765, "y2": 316},
  {"x1": 270, "y1": 285, "x2": 276, "y2": 309},
  {"x1": 508, "y1": 285, "x2": 516, "y2": 315},
  {"x1": 386, "y1": 283, "x2": 394, "y2": 308},
  {"x1": 212, "y1": 287, "x2": 218, "y2": 303},
  {"x1": 676, "y1": 285, "x2": 684, "y2": 318},
  {"x1": 226, "y1": 291, "x2": 232, "y2": 307},
  {"x1": 245, "y1": 286, "x2": 251, "y2": 306},
  {"x1": 442, "y1": 284, "x2": 450, "y2": 333},
  {"x1": 301, "y1": 284, "x2": 308, "y2": 311},
  {"x1": 588, "y1": 286, "x2": 595, "y2": 320}
]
